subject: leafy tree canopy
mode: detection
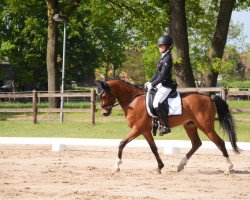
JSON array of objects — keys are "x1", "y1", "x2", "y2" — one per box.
[{"x1": 1, "y1": 0, "x2": 249, "y2": 90}]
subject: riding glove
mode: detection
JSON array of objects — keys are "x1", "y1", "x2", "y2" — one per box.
[
  {"x1": 144, "y1": 82, "x2": 150, "y2": 88},
  {"x1": 146, "y1": 83, "x2": 152, "y2": 91}
]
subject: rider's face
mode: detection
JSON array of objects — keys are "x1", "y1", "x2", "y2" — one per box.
[{"x1": 158, "y1": 44, "x2": 168, "y2": 53}]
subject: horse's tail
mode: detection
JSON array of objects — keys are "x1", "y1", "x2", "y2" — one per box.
[{"x1": 212, "y1": 95, "x2": 240, "y2": 154}]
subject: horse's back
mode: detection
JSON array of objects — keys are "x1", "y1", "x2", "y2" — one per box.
[{"x1": 181, "y1": 92, "x2": 216, "y2": 115}]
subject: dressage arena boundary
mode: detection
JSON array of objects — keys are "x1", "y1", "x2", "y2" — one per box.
[{"x1": 0, "y1": 137, "x2": 249, "y2": 154}]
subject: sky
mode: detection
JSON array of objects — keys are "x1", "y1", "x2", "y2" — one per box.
[{"x1": 231, "y1": 10, "x2": 250, "y2": 44}]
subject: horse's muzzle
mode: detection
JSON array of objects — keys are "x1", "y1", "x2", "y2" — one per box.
[{"x1": 102, "y1": 108, "x2": 112, "y2": 116}]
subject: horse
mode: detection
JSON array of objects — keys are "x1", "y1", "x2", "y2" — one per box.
[{"x1": 97, "y1": 78, "x2": 240, "y2": 174}]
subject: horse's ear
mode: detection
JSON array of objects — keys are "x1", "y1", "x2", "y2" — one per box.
[
  {"x1": 95, "y1": 80, "x2": 101, "y2": 88},
  {"x1": 101, "y1": 81, "x2": 111, "y2": 93},
  {"x1": 95, "y1": 81, "x2": 102, "y2": 95}
]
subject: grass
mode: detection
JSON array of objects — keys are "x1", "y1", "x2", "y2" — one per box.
[
  {"x1": 0, "y1": 112, "x2": 249, "y2": 142},
  {"x1": 0, "y1": 100, "x2": 248, "y2": 109},
  {"x1": 227, "y1": 100, "x2": 250, "y2": 109},
  {"x1": 0, "y1": 120, "x2": 249, "y2": 142},
  {"x1": 0, "y1": 102, "x2": 91, "y2": 109},
  {"x1": 0, "y1": 121, "x2": 129, "y2": 138},
  {"x1": 0, "y1": 100, "x2": 249, "y2": 142}
]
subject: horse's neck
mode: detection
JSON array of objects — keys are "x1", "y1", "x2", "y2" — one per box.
[{"x1": 116, "y1": 83, "x2": 144, "y2": 107}]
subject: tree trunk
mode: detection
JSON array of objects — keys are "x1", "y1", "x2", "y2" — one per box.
[
  {"x1": 46, "y1": 0, "x2": 60, "y2": 108},
  {"x1": 203, "y1": 0, "x2": 235, "y2": 87},
  {"x1": 169, "y1": 0, "x2": 195, "y2": 87}
]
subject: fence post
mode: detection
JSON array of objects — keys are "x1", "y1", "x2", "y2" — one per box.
[
  {"x1": 32, "y1": 90, "x2": 38, "y2": 124},
  {"x1": 90, "y1": 89, "x2": 96, "y2": 125},
  {"x1": 221, "y1": 87, "x2": 226, "y2": 101}
]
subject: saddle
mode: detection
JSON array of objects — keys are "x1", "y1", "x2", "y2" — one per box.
[{"x1": 145, "y1": 86, "x2": 182, "y2": 118}]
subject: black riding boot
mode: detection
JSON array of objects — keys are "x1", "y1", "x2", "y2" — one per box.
[{"x1": 155, "y1": 103, "x2": 171, "y2": 136}]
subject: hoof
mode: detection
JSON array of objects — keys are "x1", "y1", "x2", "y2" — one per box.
[
  {"x1": 223, "y1": 163, "x2": 233, "y2": 175},
  {"x1": 228, "y1": 164, "x2": 233, "y2": 171},
  {"x1": 224, "y1": 170, "x2": 231, "y2": 175},
  {"x1": 155, "y1": 168, "x2": 161, "y2": 174},
  {"x1": 224, "y1": 164, "x2": 233, "y2": 175},
  {"x1": 112, "y1": 168, "x2": 120, "y2": 173},
  {"x1": 177, "y1": 165, "x2": 184, "y2": 172}
]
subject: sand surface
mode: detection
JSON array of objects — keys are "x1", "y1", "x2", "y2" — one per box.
[{"x1": 0, "y1": 144, "x2": 250, "y2": 200}]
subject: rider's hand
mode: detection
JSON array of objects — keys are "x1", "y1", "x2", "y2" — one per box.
[
  {"x1": 146, "y1": 83, "x2": 152, "y2": 91},
  {"x1": 144, "y1": 82, "x2": 150, "y2": 88}
]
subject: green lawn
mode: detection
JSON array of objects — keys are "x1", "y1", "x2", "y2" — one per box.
[
  {"x1": 227, "y1": 100, "x2": 250, "y2": 109},
  {"x1": 0, "y1": 102, "x2": 90, "y2": 109},
  {"x1": 0, "y1": 116, "x2": 249, "y2": 142},
  {"x1": 0, "y1": 100, "x2": 249, "y2": 142}
]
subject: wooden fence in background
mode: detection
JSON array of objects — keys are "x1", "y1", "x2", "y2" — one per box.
[
  {"x1": 0, "y1": 87, "x2": 250, "y2": 124},
  {"x1": 0, "y1": 89, "x2": 96, "y2": 125}
]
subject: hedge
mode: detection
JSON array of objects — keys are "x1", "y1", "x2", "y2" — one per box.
[{"x1": 219, "y1": 80, "x2": 250, "y2": 88}]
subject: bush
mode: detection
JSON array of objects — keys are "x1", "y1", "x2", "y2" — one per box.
[{"x1": 220, "y1": 80, "x2": 250, "y2": 88}]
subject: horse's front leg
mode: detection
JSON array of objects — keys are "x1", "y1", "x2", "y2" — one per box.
[
  {"x1": 143, "y1": 132, "x2": 164, "y2": 174},
  {"x1": 113, "y1": 128, "x2": 140, "y2": 173}
]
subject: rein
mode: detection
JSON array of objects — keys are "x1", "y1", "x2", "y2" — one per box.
[
  {"x1": 100, "y1": 90, "x2": 146, "y2": 109},
  {"x1": 111, "y1": 102, "x2": 120, "y2": 108},
  {"x1": 119, "y1": 92, "x2": 146, "y2": 107}
]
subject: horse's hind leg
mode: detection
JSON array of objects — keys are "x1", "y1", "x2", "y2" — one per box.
[
  {"x1": 143, "y1": 132, "x2": 164, "y2": 174},
  {"x1": 196, "y1": 113, "x2": 233, "y2": 173},
  {"x1": 177, "y1": 123, "x2": 202, "y2": 172},
  {"x1": 204, "y1": 129, "x2": 233, "y2": 174}
]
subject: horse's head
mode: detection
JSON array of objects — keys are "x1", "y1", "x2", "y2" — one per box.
[{"x1": 97, "y1": 81, "x2": 116, "y2": 116}]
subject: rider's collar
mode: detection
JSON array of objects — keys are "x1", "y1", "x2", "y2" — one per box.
[{"x1": 161, "y1": 49, "x2": 169, "y2": 58}]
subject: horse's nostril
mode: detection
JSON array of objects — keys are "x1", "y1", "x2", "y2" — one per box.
[{"x1": 103, "y1": 112, "x2": 109, "y2": 116}]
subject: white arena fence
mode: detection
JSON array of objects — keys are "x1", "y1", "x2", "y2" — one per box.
[{"x1": 0, "y1": 137, "x2": 249, "y2": 154}]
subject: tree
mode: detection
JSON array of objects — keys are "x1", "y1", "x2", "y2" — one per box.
[
  {"x1": 123, "y1": 49, "x2": 145, "y2": 85},
  {"x1": 0, "y1": 0, "x2": 48, "y2": 90},
  {"x1": 106, "y1": 0, "x2": 169, "y2": 46},
  {"x1": 104, "y1": 0, "x2": 198, "y2": 87},
  {"x1": 88, "y1": 0, "x2": 128, "y2": 79},
  {"x1": 202, "y1": 0, "x2": 236, "y2": 87},
  {"x1": 221, "y1": 46, "x2": 247, "y2": 81},
  {"x1": 61, "y1": 3, "x2": 99, "y2": 83},
  {"x1": 45, "y1": 0, "x2": 60, "y2": 107},
  {"x1": 0, "y1": 0, "x2": 129, "y2": 92},
  {"x1": 45, "y1": 0, "x2": 81, "y2": 108},
  {"x1": 105, "y1": 0, "x2": 172, "y2": 82},
  {"x1": 2, "y1": 0, "x2": 249, "y2": 94},
  {"x1": 194, "y1": 0, "x2": 250, "y2": 87},
  {"x1": 169, "y1": 0, "x2": 196, "y2": 87},
  {"x1": 143, "y1": 44, "x2": 160, "y2": 81}
]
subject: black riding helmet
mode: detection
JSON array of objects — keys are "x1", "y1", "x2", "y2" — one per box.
[{"x1": 157, "y1": 35, "x2": 173, "y2": 46}]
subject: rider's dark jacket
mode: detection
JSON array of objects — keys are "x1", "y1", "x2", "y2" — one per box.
[{"x1": 150, "y1": 51, "x2": 173, "y2": 88}]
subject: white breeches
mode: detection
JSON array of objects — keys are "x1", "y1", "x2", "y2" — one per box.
[{"x1": 153, "y1": 83, "x2": 172, "y2": 108}]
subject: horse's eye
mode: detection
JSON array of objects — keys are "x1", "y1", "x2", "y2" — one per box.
[{"x1": 102, "y1": 94, "x2": 106, "y2": 99}]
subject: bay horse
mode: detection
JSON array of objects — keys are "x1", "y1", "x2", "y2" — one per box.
[{"x1": 97, "y1": 79, "x2": 240, "y2": 174}]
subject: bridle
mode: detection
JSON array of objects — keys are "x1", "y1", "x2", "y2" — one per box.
[
  {"x1": 98, "y1": 89, "x2": 119, "y2": 110},
  {"x1": 98, "y1": 89, "x2": 146, "y2": 110}
]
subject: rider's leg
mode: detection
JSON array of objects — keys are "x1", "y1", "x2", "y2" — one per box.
[
  {"x1": 152, "y1": 85, "x2": 171, "y2": 108},
  {"x1": 153, "y1": 85, "x2": 171, "y2": 135},
  {"x1": 155, "y1": 103, "x2": 171, "y2": 135}
]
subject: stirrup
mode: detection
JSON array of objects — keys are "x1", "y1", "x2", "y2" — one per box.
[{"x1": 159, "y1": 125, "x2": 171, "y2": 136}]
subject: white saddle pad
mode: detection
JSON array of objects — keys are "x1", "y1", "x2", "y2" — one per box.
[{"x1": 146, "y1": 92, "x2": 182, "y2": 118}]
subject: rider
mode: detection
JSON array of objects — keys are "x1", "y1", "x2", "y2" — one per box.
[{"x1": 145, "y1": 35, "x2": 174, "y2": 135}]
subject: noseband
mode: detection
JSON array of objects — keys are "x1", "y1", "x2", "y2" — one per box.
[{"x1": 98, "y1": 89, "x2": 119, "y2": 110}]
